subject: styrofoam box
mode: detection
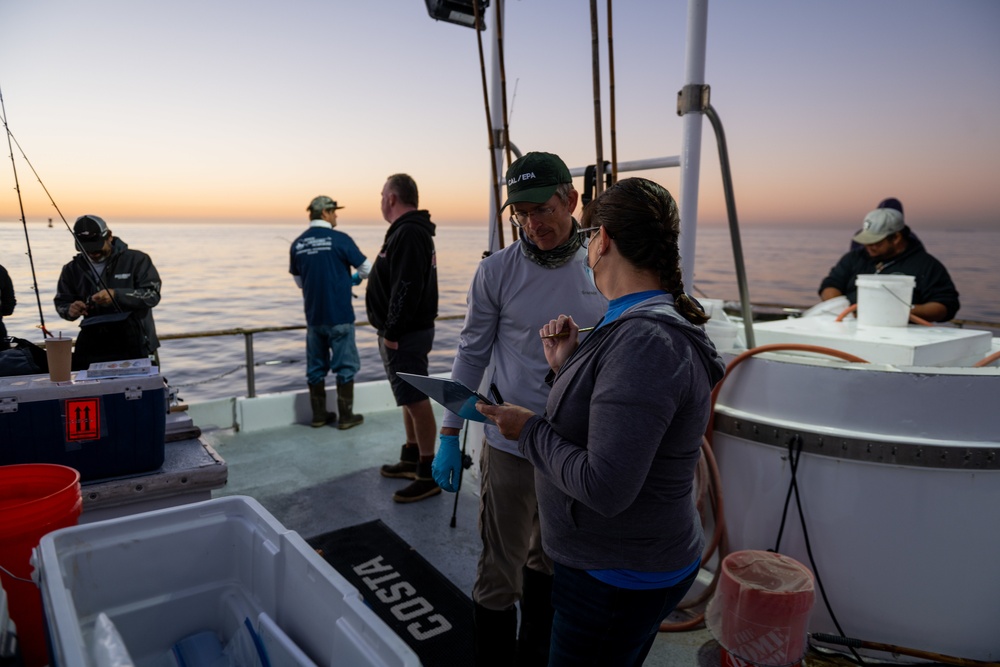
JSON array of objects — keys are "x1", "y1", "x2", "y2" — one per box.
[{"x1": 34, "y1": 496, "x2": 420, "y2": 667}]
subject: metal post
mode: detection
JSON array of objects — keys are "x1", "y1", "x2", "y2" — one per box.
[
  {"x1": 678, "y1": 0, "x2": 709, "y2": 289},
  {"x1": 487, "y1": 0, "x2": 506, "y2": 255},
  {"x1": 244, "y1": 332, "x2": 256, "y2": 398}
]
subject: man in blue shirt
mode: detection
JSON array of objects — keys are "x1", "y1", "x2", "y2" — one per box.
[{"x1": 290, "y1": 196, "x2": 371, "y2": 428}]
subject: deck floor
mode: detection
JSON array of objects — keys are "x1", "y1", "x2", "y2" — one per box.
[{"x1": 200, "y1": 404, "x2": 857, "y2": 667}]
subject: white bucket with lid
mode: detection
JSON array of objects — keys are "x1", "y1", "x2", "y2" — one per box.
[{"x1": 855, "y1": 274, "x2": 915, "y2": 327}]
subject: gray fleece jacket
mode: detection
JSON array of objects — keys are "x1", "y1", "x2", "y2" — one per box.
[{"x1": 519, "y1": 294, "x2": 725, "y2": 572}]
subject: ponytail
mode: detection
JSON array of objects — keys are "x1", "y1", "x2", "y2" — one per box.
[{"x1": 674, "y1": 292, "x2": 709, "y2": 325}]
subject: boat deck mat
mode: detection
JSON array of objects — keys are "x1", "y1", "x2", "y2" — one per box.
[{"x1": 307, "y1": 519, "x2": 476, "y2": 666}]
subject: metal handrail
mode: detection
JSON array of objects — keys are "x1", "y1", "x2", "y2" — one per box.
[
  {"x1": 159, "y1": 314, "x2": 467, "y2": 398},
  {"x1": 157, "y1": 311, "x2": 998, "y2": 398}
]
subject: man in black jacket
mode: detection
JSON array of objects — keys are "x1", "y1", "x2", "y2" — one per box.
[
  {"x1": 54, "y1": 215, "x2": 162, "y2": 369},
  {"x1": 365, "y1": 173, "x2": 441, "y2": 503},
  {"x1": 819, "y1": 207, "x2": 960, "y2": 322}
]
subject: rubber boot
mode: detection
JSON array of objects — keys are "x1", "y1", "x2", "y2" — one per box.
[
  {"x1": 336, "y1": 380, "x2": 364, "y2": 430},
  {"x1": 380, "y1": 444, "x2": 419, "y2": 479},
  {"x1": 308, "y1": 383, "x2": 335, "y2": 427},
  {"x1": 515, "y1": 566, "x2": 554, "y2": 666},
  {"x1": 473, "y1": 602, "x2": 517, "y2": 667},
  {"x1": 392, "y1": 459, "x2": 441, "y2": 503}
]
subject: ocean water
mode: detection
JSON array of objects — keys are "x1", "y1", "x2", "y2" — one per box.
[{"x1": 2, "y1": 221, "x2": 997, "y2": 403}]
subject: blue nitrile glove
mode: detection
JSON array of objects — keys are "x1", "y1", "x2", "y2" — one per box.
[
  {"x1": 351, "y1": 272, "x2": 362, "y2": 286},
  {"x1": 432, "y1": 435, "x2": 462, "y2": 492}
]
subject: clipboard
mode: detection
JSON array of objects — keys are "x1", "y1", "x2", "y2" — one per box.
[
  {"x1": 396, "y1": 372, "x2": 493, "y2": 423},
  {"x1": 80, "y1": 311, "x2": 132, "y2": 327}
]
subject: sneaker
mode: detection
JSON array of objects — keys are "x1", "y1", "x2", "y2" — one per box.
[
  {"x1": 392, "y1": 477, "x2": 441, "y2": 504},
  {"x1": 380, "y1": 444, "x2": 418, "y2": 479}
]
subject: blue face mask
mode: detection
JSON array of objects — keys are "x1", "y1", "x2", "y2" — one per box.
[{"x1": 584, "y1": 250, "x2": 603, "y2": 292}]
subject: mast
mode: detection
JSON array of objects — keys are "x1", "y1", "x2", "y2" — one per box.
[
  {"x1": 678, "y1": 0, "x2": 708, "y2": 289},
  {"x1": 487, "y1": 0, "x2": 506, "y2": 254}
]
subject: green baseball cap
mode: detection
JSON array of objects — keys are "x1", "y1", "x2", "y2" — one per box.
[
  {"x1": 501, "y1": 152, "x2": 572, "y2": 210},
  {"x1": 308, "y1": 195, "x2": 344, "y2": 212}
]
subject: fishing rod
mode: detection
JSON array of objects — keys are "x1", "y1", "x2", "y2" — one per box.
[
  {"x1": 0, "y1": 89, "x2": 132, "y2": 334},
  {"x1": 0, "y1": 85, "x2": 51, "y2": 337}
]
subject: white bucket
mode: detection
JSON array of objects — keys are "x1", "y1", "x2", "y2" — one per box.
[
  {"x1": 705, "y1": 318, "x2": 739, "y2": 351},
  {"x1": 699, "y1": 298, "x2": 726, "y2": 320},
  {"x1": 855, "y1": 274, "x2": 915, "y2": 327}
]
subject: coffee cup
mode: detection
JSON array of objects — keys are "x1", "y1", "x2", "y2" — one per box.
[{"x1": 45, "y1": 337, "x2": 74, "y2": 382}]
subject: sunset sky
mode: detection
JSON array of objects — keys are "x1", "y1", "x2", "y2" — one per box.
[{"x1": 1, "y1": 0, "x2": 998, "y2": 229}]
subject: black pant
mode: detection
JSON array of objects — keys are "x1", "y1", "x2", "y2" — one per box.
[{"x1": 73, "y1": 313, "x2": 149, "y2": 370}]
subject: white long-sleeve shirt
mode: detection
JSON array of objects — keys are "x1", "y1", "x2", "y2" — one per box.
[{"x1": 443, "y1": 241, "x2": 607, "y2": 456}]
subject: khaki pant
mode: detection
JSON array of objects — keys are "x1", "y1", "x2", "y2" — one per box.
[{"x1": 473, "y1": 443, "x2": 552, "y2": 610}]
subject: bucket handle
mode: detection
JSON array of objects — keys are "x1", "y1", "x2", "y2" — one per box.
[
  {"x1": 879, "y1": 282, "x2": 913, "y2": 309},
  {"x1": 0, "y1": 562, "x2": 35, "y2": 584}
]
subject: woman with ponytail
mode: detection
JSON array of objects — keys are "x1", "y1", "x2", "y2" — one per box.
[{"x1": 478, "y1": 178, "x2": 726, "y2": 666}]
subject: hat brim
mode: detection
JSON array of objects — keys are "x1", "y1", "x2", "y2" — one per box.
[
  {"x1": 852, "y1": 230, "x2": 892, "y2": 245},
  {"x1": 501, "y1": 184, "x2": 558, "y2": 211}
]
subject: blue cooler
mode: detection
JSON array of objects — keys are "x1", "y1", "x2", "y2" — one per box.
[{"x1": 0, "y1": 370, "x2": 166, "y2": 481}]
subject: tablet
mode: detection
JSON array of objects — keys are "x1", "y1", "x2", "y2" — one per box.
[{"x1": 396, "y1": 372, "x2": 492, "y2": 423}]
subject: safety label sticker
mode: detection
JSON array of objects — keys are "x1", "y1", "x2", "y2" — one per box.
[{"x1": 66, "y1": 397, "x2": 101, "y2": 441}]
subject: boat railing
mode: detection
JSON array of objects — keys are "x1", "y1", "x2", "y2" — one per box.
[
  {"x1": 159, "y1": 311, "x2": 998, "y2": 399},
  {"x1": 725, "y1": 302, "x2": 1000, "y2": 329},
  {"x1": 159, "y1": 314, "x2": 468, "y2": 399},
  {"x1": 566, "y1": 156, "x2": 681, "y2": 177}
]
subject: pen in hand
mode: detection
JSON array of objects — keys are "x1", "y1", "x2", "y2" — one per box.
[
  {"x1": 540, "y1": 326, "x2": 595, "y2": 339},
  {"x1": 475, "y1": 383, "x2": 505, "y2": 406}
]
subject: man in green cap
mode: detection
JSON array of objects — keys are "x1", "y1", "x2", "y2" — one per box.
[
  {"x1": 430, "y1": 152, "x2": 607, "y2": 665},
  {"x1": 290, "y1": 195, "x2": 371, "y2": 429}
]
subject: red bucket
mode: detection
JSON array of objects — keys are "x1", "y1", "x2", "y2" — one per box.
[
  {"x1": 706, "y1": 550, "x2": 815, "y2": 667},
  {"x1": 0, "y1": 464, "x2": 82, "y2": 667}
]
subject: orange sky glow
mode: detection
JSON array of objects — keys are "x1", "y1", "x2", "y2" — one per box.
[{"x1": 2, "y1": 1, "x2": 998, "y2": 230}]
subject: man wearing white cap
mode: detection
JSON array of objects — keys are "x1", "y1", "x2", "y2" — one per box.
[{"x1": 819, "y1": 207, "x2": 960, "y2": 322}]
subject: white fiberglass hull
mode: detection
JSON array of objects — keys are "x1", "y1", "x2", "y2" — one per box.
[{"x1": 712, "y1": 351, "x2": 1000, "y2": 662}]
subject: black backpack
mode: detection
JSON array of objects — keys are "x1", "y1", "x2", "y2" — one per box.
[{"x1": 0, "y1": 336, "x2": 48, "y2": 377}]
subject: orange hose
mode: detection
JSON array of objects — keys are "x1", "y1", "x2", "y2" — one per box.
[
  {"x1": 835, "y1": 304, "x2": 857, "y2": 321},
  {"x1": 974, "y1": 349, "x2": 1000, "y2": 368},
  {"x1": 675, "y1": 438, "x2": 725, "y2": 612},
  {"x1": 660, "y1": 613, "x2": 709, "y2": 632},
  {"x1": 662, "y1": 343, "x2": 869, "y2": 634},
  {"x1": 706, "y1": 344, "x2": 868, "y2": 446}
]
